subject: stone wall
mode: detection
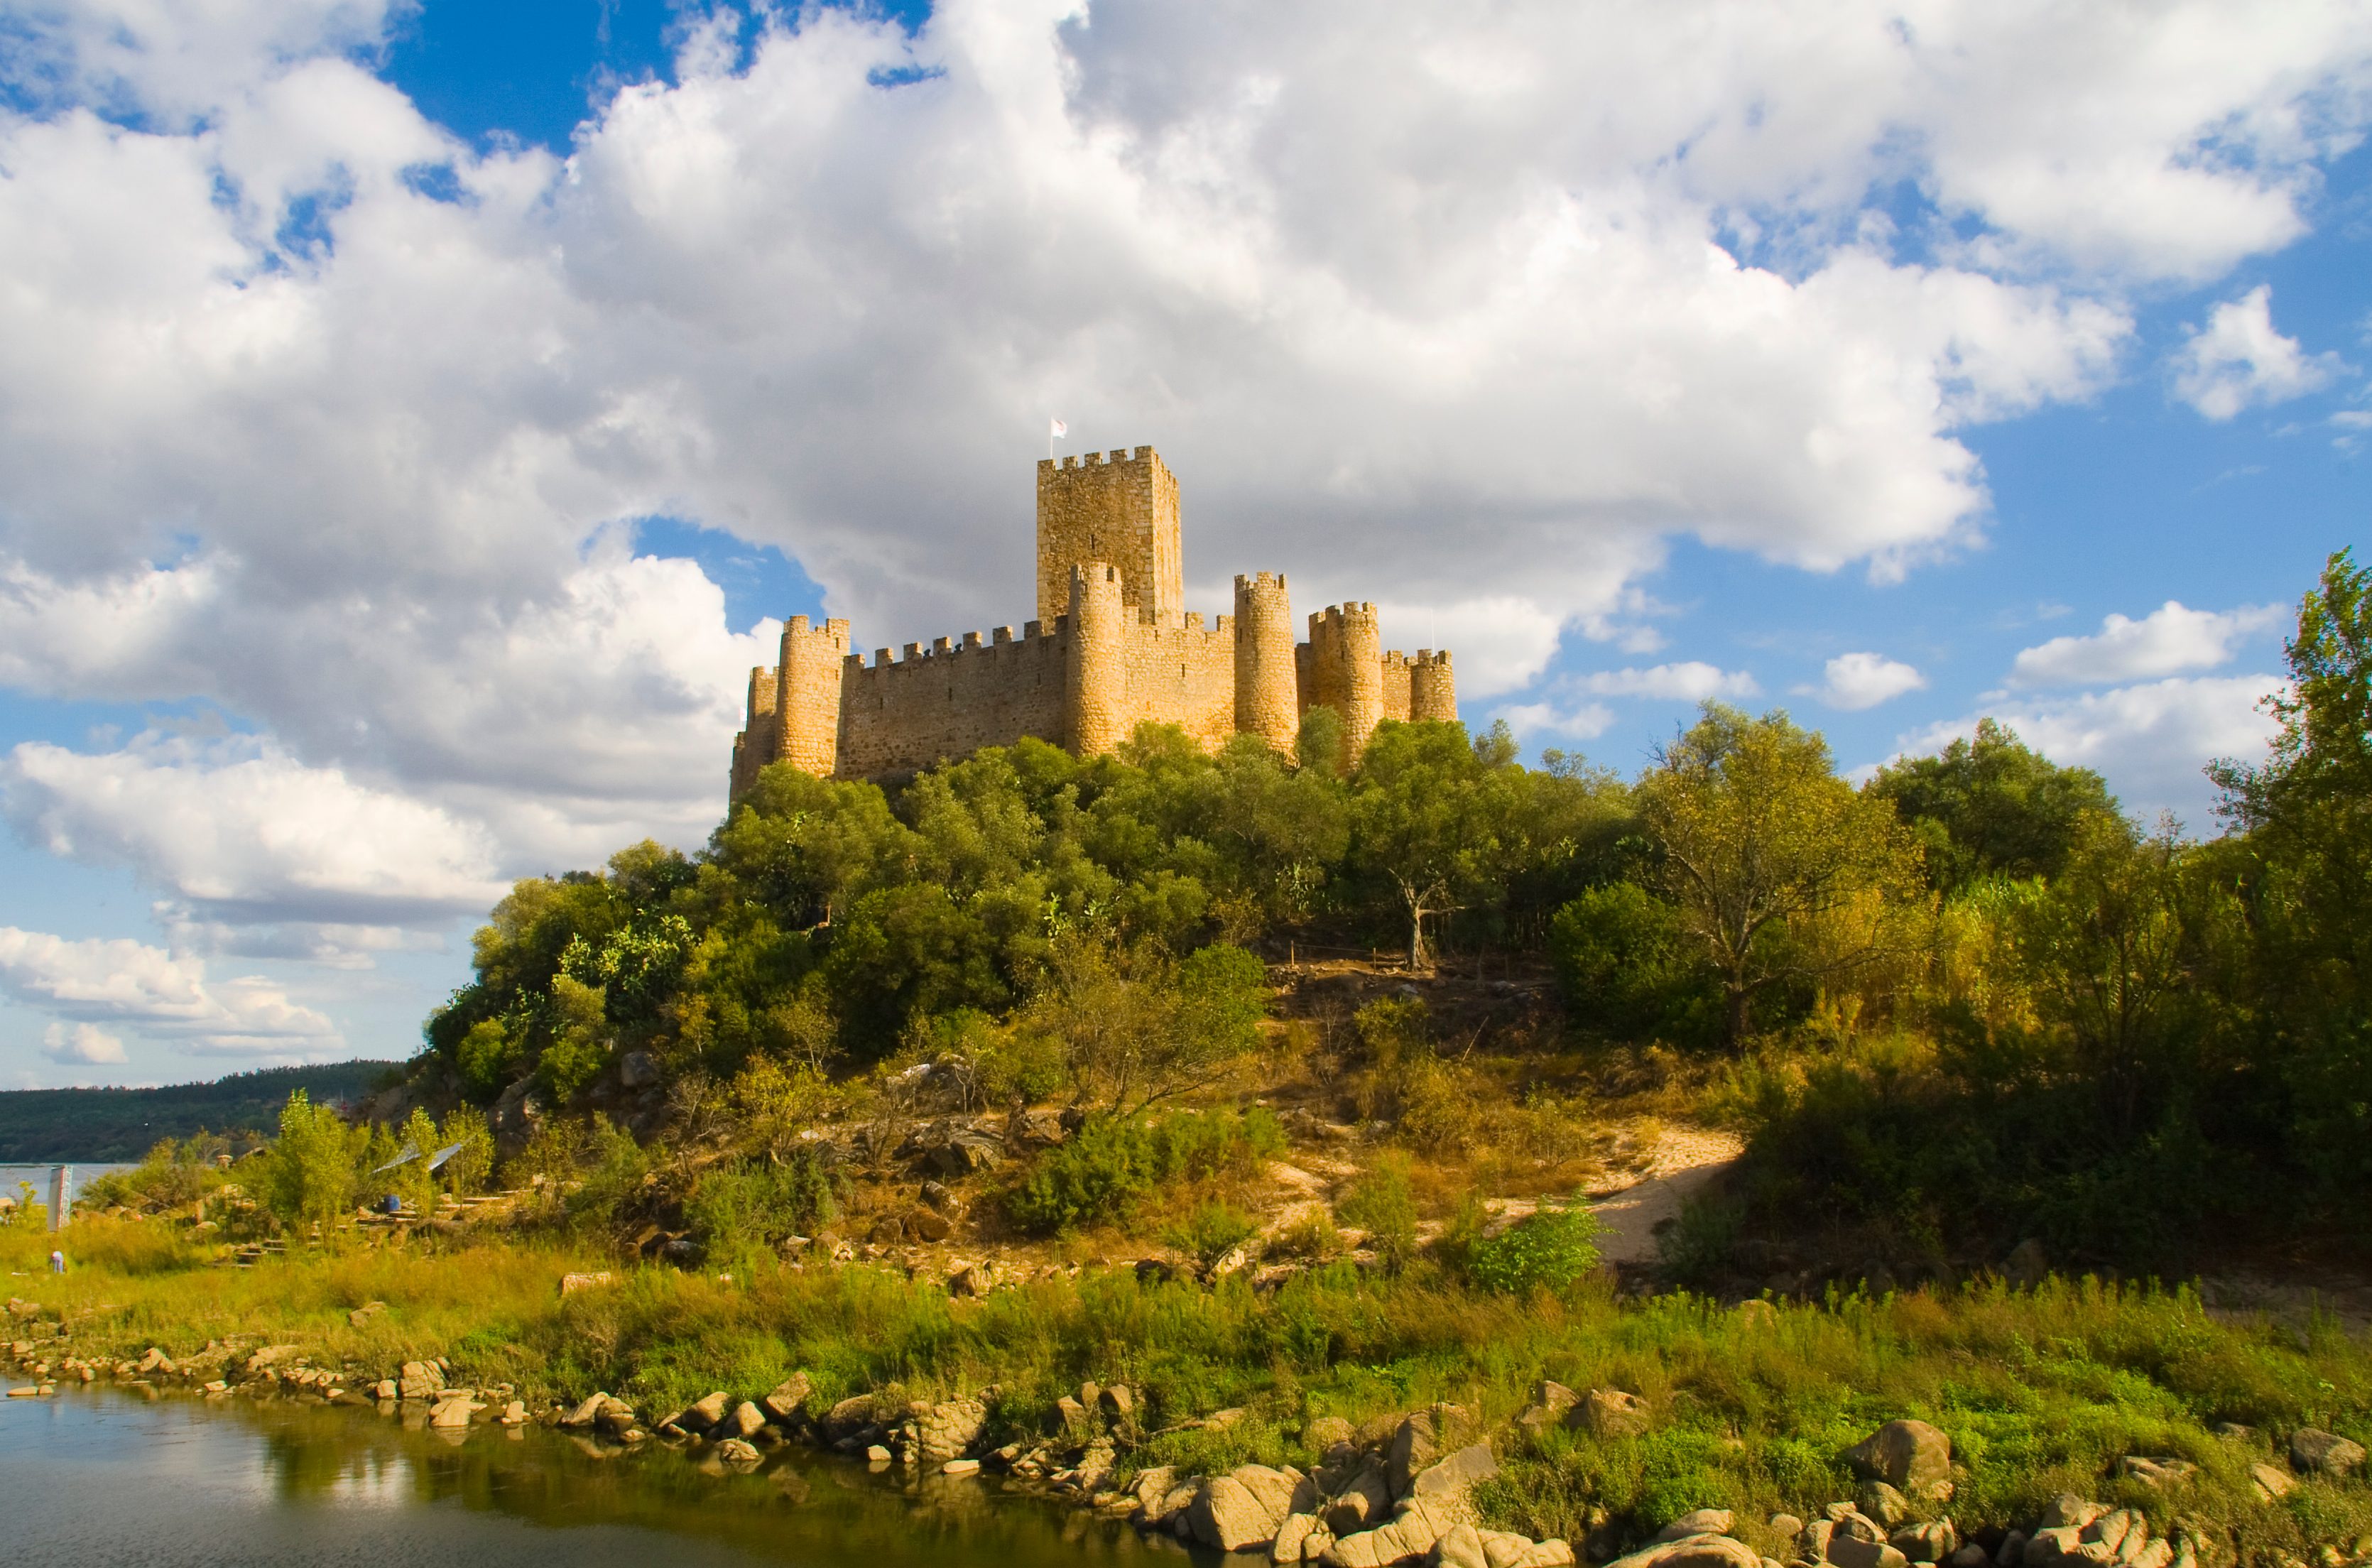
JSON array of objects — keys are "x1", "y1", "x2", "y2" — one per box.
[{"x1": 837, "y1": 624, "x2": 1070, "y2": 779}]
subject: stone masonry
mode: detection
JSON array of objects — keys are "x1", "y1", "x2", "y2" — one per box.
[{"x1": 730, "y1": 445, "x2": 1456, "y2": 794}]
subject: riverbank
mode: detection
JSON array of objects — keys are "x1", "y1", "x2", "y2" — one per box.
[{"x1": 9, "y1": 1217, "x2": 2372, "y2": 1568}]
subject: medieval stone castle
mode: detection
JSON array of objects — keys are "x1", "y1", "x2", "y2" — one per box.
[{"x1": 729, "y1": 446, "x2": 1456, "y2": 795}]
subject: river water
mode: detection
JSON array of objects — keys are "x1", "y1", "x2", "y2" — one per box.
[{"x1": 1, "y1": 1385, "x2": 1187, "y2": 1568}]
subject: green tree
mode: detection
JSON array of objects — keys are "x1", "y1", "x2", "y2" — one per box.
[
  {"x1": 1019, "y1": 936, "x2": 1268, "y2": 1114},
  {"x1": 261, "y1": 1090, "x2": 363, "y2": 1229},
  {"x1": 1639, "y1": 704, "x2": 1927, "y2": 1047},
  {"x1": 2211, "y1": 548, "x2": 2372, "y2": 1204},
  {"x1": 1871, "y1": 717, "x2": 2119, "y2": 891},
  {"x1": 1347, "y1": 719, "x2": 1518, "y2": 969}
]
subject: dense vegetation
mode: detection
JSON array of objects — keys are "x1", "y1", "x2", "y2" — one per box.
[
  {"x1": 0, "y1": 1061, "x2": 400, "y2": 1163},
  {"x1": 374, "y1": 550, "x2": 2372, "y2": 1278}
]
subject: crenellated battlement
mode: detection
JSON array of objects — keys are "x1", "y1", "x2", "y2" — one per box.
[{"x1": 732, "y1": 446, "x2": 1456, "y2": 794}]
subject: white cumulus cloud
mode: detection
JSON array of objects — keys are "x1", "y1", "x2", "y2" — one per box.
[
  {"x1": 41, "y1": 1021, "x2": 126, "y2": 1065},
  {"x1": 0, "y1": 0, "x2": 2361, "y2": 989},
  {"x1": 1887, "y1": 675, "x2": 2283, "y2": 827},
  {"x1": 2171, "y1": 285, "x2": 2343, "y2": 420},
  {"x1": 0, "y1": 925, "x2": 340, "y2": 1055},
  {"x1": 1582, "y1": 663, "x2": 1762, "y2": 701},
  {"x1": 1798, "y1": 652, "x2": 1927, "y2": 710},
  {"x1": 2010, "y1": 600, "x2": 2286, "y2": 687}
]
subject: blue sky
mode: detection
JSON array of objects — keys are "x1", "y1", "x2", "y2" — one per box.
[{"x1": 0, "y1": 0, "x2": 2364, "y2": 1087}]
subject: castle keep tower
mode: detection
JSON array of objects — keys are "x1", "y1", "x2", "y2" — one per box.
[
  {"x1": 1036, "y1": 447, "x2": 1181, "y2": 626},
  {"x1": 730, "y1": 445, "x2": 1456, "y2": 792}
]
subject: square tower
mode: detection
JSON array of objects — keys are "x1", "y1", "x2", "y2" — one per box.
[{"x1": 1035, "y1": 446, "x2": 1181, "y2": 626}]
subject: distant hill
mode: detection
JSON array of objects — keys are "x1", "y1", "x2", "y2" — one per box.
[{"x1": 0, "y1": 1061, "x2": 404, "y2": 1163}]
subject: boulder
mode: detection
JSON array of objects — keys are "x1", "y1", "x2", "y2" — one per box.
[
  {"x1": 822, "y1": 1395, "x2": 875, "y2": 1441},
  {"x1": 909, "y1": 1206, "x2": 954, "y2": 1243},
  {"x1": 1834, "y1": 1511, "x2": 1888, "y2": 1545},
  {"x1": 1275, "y1": 1513, "x2": 1324, "y2": 1564},
  {"x1": 2037, "y1": 1499, "x2": 2101, "y2": 1532},
  {"x1": 685, "y1": 1390, "x2": 731, "y2": 1430},
  {"x1": 1388, "y1": 1408, "x2": 1475, "y2": 1497},
  {"x1": 1858, "y1": 1485, "x2": 1910, "y2": 1528},
  {"x1": 1948, "y1": 1550, "x2": 1989, "y2": 1568},
  {"x1": 1847, "y1": 1421, "x2": 1953, "y2": 1499},
  {"x1": 428, "y1": 1396, "x2": 484, "y2": 1429},
  {"x1": 2002, "y1": 1240, "x2": 2047, "y2": 1290},
  {"x1": 2023, "y1": 1529, "x2": 2084, "y2": 1567},
  {"x1": 619, "y1": 1050, "x2": 658, "y2": 1089},
  {"x1": 1574, "y1": 1389, "x2": 1650, "y2": 1440},
  {"x1": 916, "y1": 1397, "x2": 989, "y2": 1460},
  {"x1": 2249, "y1": 1462, "x2": 2293, "y2": 1501},
  {"x1": 559, "y1": 1271, "x2": 614, "y2": 1296},
  {"x1": 1439, "y1": 1524, "x2": 1491, "y2": 1568},
  {"x1": 1891, "y1": 1524, "x2": 1958, "y2": 1564},
  {"x1": 1601, "y1": 1537, "x2": 1763, "y2": 1568},
  {"x1": 1519, "y1": 1382, "x2": 1579, "y2": 1434},
  {"x1": 1654, "y1": 1513, "x2": 1734, "y2": 1544},
  {"x1": 1101, "y1": 1383, "x2": 1136, "y2": 1421},
  {"x1": 2116, "y1": 1457, "x2": 2194, "y2": 1490},
  {"x1": 1193, "y1": 1473, "x2": 1290, "y2": 1552},
  {"x1": 1327, "y1": 1466, "x2": 1394, "y2": 1534},
  {"x1": 1411, "y1": 1444, "x2": 1498, "y2": 1508},
  {"x1": 761, "y1": 1373, "x2": 812, "y2": 1424},
  {"x1": 1829, "y1": 1540, "x2": 1909, "y2": 1568},
  {"x1": 724, "y1": 1400, "x2": 767, "y2": 1439},
  {"x1": 1308, "y1": 1417, "x2": 1355, "y2": 1451},
  {"x1": 500, "y1": 1400, "x2": 528, "y2": 1426},
  {"x1": 1516, "y1": 1545, "x2": 1576, "y2": 1568},
  {"x1": 1768, "y1": 1517, "x2": 1804, "y2": 1543},
  {"x1": 950, "y1": 1261, "x2": 996, "y2": 1297},
  {"x1": 1131, "y1": 1465, "x2": 1180, "y2": 1516},
  {"x1": 715, "y1": 1437, "x2": 761, "y2": 1463},
  {"x1": 559, "y1": 1393, "x2": 608, "y2": 1428},
  {"x1": 2289, "y1": 1429, "x2": 2366, "y2": 1476},
  {"x1": 1804, "y1": 1520, "x2": 1837, "y2": 1562}
]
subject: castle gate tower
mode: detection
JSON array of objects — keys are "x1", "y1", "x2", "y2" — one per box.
[
  {"x1": 1232, "y1": 572, "x2": 1297, "y2": 753},
  {"x1": 1037, "y1": 447, "x2": 1181, "y2": 627}
]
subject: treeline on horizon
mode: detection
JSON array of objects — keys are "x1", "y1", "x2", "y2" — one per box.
[
  {"x1": 409, "y1": 548, "x2": 2369, "y2": 1273},
  {"x1": 0, "y1": 1061, "x2": 403, "y2": 1164}
]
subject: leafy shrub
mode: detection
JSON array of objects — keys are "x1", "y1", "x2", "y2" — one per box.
[
  {"x1": 1656, "y1": 1194, "x2": 1741, "y2": 1287},
  {"x1": 1165, "y1": 1201, "x2": 1260, "y2": 1269},
  {"x1": 1461, "y1": 1204, "x2": 1601, "y2": 1295},
  {"x1": 1549, "y1": 882, "x2": 1715, "y2": 1045},
  {"x1": 1268, "y1": 1209, "x2": 1343, "y2": 1261},
  {"x1": 1337, "y1": 1153, "x2": 1417, "y2": 1273},
  {"x1": 686, "y1": 1148, "x2": 842, "y2": 1263},
  {"x1": 1006, "y1": 1108, "x2": 1285, "y2": 1234}
]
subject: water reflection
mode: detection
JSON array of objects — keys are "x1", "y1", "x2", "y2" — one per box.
[{"x1": 4, "y1": 1387, "x2": 1195, "y2": 1568}]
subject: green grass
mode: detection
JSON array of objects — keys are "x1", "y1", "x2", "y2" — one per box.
[{"x1": 10, "y1": 1217, "x2": 2372, "y2": 1561}]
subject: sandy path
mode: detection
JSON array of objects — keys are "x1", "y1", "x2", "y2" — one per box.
[{"x1": 1582, "y1": 1123, "x2": 1744, "y2": 1265}]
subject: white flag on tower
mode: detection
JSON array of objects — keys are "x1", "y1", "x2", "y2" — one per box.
[{"x1": 1050, "y1": 418, "x2": 1067, "y2": 438}]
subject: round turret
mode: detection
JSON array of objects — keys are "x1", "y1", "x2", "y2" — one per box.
[
  {"x1": 1232, "y1": 572, "x2": 1297, "y2": 753},
  {"x1": 1065, "y1": 562, "x2": 1128, "y2": 758}
]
